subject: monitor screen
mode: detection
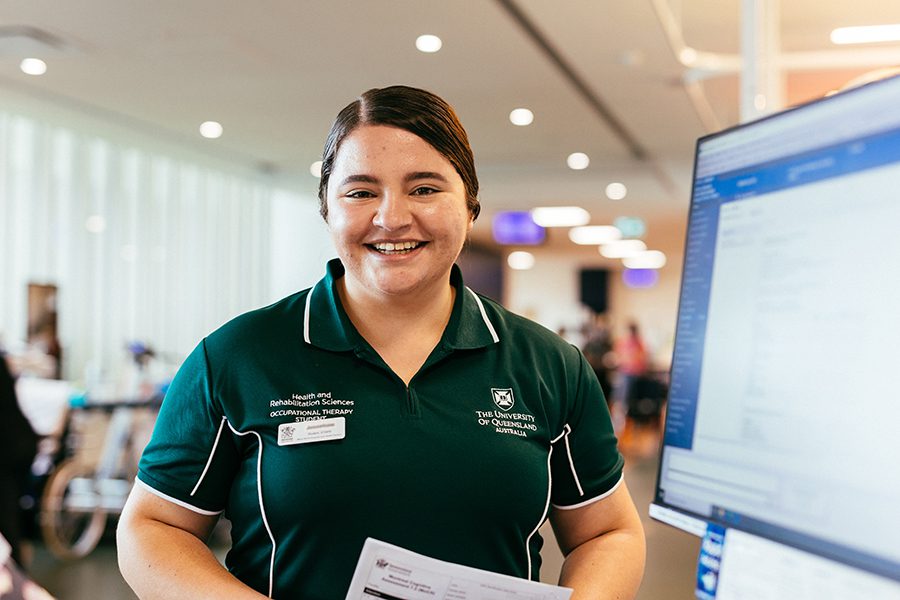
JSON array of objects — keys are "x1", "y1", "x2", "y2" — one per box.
[{"x1": 652, "y1": 74, "x2": 900, "y2": 584}]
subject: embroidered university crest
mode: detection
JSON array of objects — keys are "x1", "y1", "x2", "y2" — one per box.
[{"x1": 491, "y1": 388, "x2": 515, "y2": 411}]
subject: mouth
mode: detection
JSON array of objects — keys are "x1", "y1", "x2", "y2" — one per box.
[{"x1": 367, "y1": 241, "x2": 427, "y2": 255}]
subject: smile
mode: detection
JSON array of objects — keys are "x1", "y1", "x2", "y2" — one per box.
[{"x1": 369, "y1": 241, "x2": 425, "y2": 255}]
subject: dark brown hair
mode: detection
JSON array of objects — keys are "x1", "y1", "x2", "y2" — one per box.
[{"x1": 317, "y1": 85, "x2": 480, "y2": 221}]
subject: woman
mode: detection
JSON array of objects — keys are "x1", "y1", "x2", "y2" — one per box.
[{"x1": 117, "y1": 86, "x2": 645, "y2": 599}]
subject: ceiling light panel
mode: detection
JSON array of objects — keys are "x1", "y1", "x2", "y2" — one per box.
[
  {"x1": 605, "y1": 182, "x2": 627, "y2": 200},
  {"x1": 568, "y1": 225, "x2": 622, "y2": 245},
  {"x1": 19, "y1": 57, "x2": 46, "y2": 75},
  {"x1": 566, "y1": 152, "x2": 590, "y2": 170},
  {"x1": 599, "y1": 239, "x2": 646, "y2": 258},
  {"x1": 831, "y1": 24, "x2": 900, "y2": 45},
  {"x1": 509, "y1": 108, "x2": 534, "y2": 126},
  {"x1": 623, "y1": 250, "x2": 667, "y2": 269},
  {"x1": 415, "y1": 34, "x2": 442, "y2": 53},
  {"x1": 507, "y1": 251, "x2": 535, "y2": 270},
  {"x1": 531, "y1": 206, "x2": 590, "y2": 227},
  {"x1": 199, "y1": 121, "x2": 223, "y2": 139}
]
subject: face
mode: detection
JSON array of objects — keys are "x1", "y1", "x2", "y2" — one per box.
[{"x1": 325, "y1": 124, "x2": 474, "y2": 303}]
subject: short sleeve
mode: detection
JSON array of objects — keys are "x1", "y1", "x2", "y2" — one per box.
[
  {"x1": 549, "y1": 350, "x2": 624, "y2": 508},
  {"x1": 137, "y1": 340, "x2": 238, "y2": 514}
]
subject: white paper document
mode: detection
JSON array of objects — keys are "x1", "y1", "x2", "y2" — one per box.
[{"x1": 345, "y1": 538, "x2": 573, "y2": 600}]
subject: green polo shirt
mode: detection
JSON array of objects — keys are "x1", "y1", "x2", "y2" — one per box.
[{"x1": 137, "y1": 259, "x2": 623, "y2": 599}]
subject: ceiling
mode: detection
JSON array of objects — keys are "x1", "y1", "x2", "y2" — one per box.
[{"x1": 1, "y1": 0, "x2": 899, "y2": 260}]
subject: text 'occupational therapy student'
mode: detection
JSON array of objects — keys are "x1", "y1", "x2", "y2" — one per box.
[{"x1": 116, "y1": 85, "x2": 647, "y2": 600}]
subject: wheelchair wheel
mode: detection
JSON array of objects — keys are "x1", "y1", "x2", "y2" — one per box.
[{"x1": 40, "y1": 459, "x2": 108, "y2": 559}]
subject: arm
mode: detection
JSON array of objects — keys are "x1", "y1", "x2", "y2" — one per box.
[
  {"x1": 549, "y1": 481, "x2": 646, "y2": 600},
  {"x1": 117, "y1": 485, "x2": 267, "y2": 599}
]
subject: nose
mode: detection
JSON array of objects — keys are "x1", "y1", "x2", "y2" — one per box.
[{"x1": 372, "y1": 192, "x2": 413, "y2": 231}]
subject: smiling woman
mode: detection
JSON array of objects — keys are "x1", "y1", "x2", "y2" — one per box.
[
  {"x1": 325, "y1": 124, "x2": 474, "y2": 363},
  {"x1": 117, "y1": 85, "x2": 646, "y2": 600}
]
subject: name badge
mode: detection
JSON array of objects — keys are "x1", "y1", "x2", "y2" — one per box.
[{"x1": 278, "y1": 417, "x2": 346, "y2": 446}]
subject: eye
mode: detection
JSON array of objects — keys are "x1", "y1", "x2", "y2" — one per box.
[
  {"x1": 345, "y1": 189, "x2": 376, "y2": 199},
  {"x1": 411, "y1": 186, "x2": 439, "y2": 196}
]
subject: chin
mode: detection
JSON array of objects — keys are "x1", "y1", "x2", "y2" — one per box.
[{"x1": 369, "y1": 274, "x2": 435, "y2": 297}]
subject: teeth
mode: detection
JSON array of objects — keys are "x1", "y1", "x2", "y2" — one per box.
[{"x1": 373, "y1": 241, "x2": 421, "y2": 253}]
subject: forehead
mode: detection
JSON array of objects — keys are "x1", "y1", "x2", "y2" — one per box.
[{"x1": 332, "y1": 125, "x2": 454, "y2": 172}]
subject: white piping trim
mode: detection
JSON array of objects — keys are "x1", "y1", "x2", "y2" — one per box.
[
  {"x1": 191, "y1": 416, "x2": 227, "y2": 497},
  {"x1": 561, "y1": 424, "x2": 585, "y2": 497},
  {"x1": 466, "y1": 287, "x2": 499, "y2": 343},
  {"x1": 524, "y1": 445, "x2": 555, "y2": 581},
  {"x1": 303, "y1": 289, "x2": 312, "y2": 344},
  {"x1": 552, "y1": 474, "x2": 625, "y2": 511},
  {"x1": 227, "y1": 422, "x2": 276, "y2": 599},
  {"x1": 550, "y1": 427, "x2": 568, "y2": 444},
  {"x1": 134, "y1": 478, "x2": 223, "y2": 516}
]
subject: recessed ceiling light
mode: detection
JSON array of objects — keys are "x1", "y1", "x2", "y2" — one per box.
[
  {"x1": 509, "y1": 108, "x2": 534, "y2": 126},
  {"x1": 568, "y1": 225, "x2": 622, "y2": 245},
  {"x1": 20, "y1": 58, "x2": 47, "y2": 76},
  {"x1": 831, "y1": 24, "x2": 900, "y2": 45},
  {"x1": 310, "y1": 160, "x2": 323, "y2": 178},
  {"x1": 605, "y1": 182, "x2": 627, "y2": 200},
  {"x1": 416, "y1": 34, "x2": 442, "y2": 53},
  {"x1": 199, "y1": 121, "x2": 223, "y2": 139},
  {"x1": 507, "y1": 251, "x2": 535, "y2": 270},
  {"x1": 531, "y1": 206, "x2": 591, "y2": 227},
  {"x1": 599, "y1": 239, "x2": 646, "y2": 258},
  {"x1": 623, "y1": 250, "x2": 667, "y2": 269},
  {"x1": 567, "y1": 152, "x2": 590, "y2": 170}
]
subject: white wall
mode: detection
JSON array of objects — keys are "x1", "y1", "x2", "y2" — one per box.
[
  {"x1": 268, "y1": 190, "x2": 336, "y2": 302},
  {"x1": 503, "y1": 249, "x2": 682, "y2": 370},
  {"x1": 0, "y1": 91, "x2": 328, "y2": 384}
]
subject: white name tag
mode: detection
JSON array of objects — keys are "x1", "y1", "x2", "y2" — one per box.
[{"x1": 278, "y1": 417, "x2": 346, "y2": 446}]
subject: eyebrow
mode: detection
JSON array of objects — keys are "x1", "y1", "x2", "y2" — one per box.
[
  {"x1": 405, "y1": 171, "x2": 449, "y2": 183},
  {"x1": 338, "y1": 171, "x2": 450, "y2": 188},
  {"x1": 338, "y1": 174, "x2": 379, "y2": 186}
]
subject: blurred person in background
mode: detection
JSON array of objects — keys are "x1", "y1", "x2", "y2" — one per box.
[
  {"x1": 118, "y1": 85, "x2": 645, "y2": 599},
  {"x1": 611, "y1": 322, "x2": 648, "y2": 434},
  {"x1": 0, "y1": 351, "x2": 38, "y2": 568},
  {"x1": 580, "y1": 314, "x2": 614, "y2": 403}
]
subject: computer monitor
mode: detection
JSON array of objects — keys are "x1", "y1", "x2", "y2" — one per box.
[{"x1": 651, "y1": 74, "x2": 900, "y2": 588}]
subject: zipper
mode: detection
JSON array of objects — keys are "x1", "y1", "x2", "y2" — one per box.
[
  {"x1": 354, "y1": 343, "x2": 451, "y2": 419},
  {"x1": 406, "y1": 385, "x2": 420, "y2": 418}
]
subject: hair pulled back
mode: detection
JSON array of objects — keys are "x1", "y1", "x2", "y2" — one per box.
[{"x1": 317, "y1": 85, "x2": 480, "y2": 221}]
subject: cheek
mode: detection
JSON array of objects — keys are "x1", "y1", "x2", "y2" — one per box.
[{"x1": 325, "y1": 210, "x2": 351, "y2": 248}]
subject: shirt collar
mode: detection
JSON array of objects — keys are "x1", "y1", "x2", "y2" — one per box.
[{"x1": 303, "y1": 258, "x2": 500, "y2": 351}]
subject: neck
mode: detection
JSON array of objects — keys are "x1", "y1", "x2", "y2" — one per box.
[
  {"x1": 338, "y1": 275, "x2": 455, "y2": 344},
  {"x1": 336, "y1": 274, "x2": 456, "y2": 385}
]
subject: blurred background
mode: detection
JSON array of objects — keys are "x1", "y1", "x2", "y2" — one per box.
[{"x1": 2, "y1": 0, "x2": 899, "y2": 597}]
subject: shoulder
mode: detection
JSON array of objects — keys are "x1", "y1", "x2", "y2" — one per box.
[
  {"x1": 474, "y1": 292, "x2": 583, "y2": 364},
  {"x1": 204, "y1": 289, "x2": 310, "y2": 356}
]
